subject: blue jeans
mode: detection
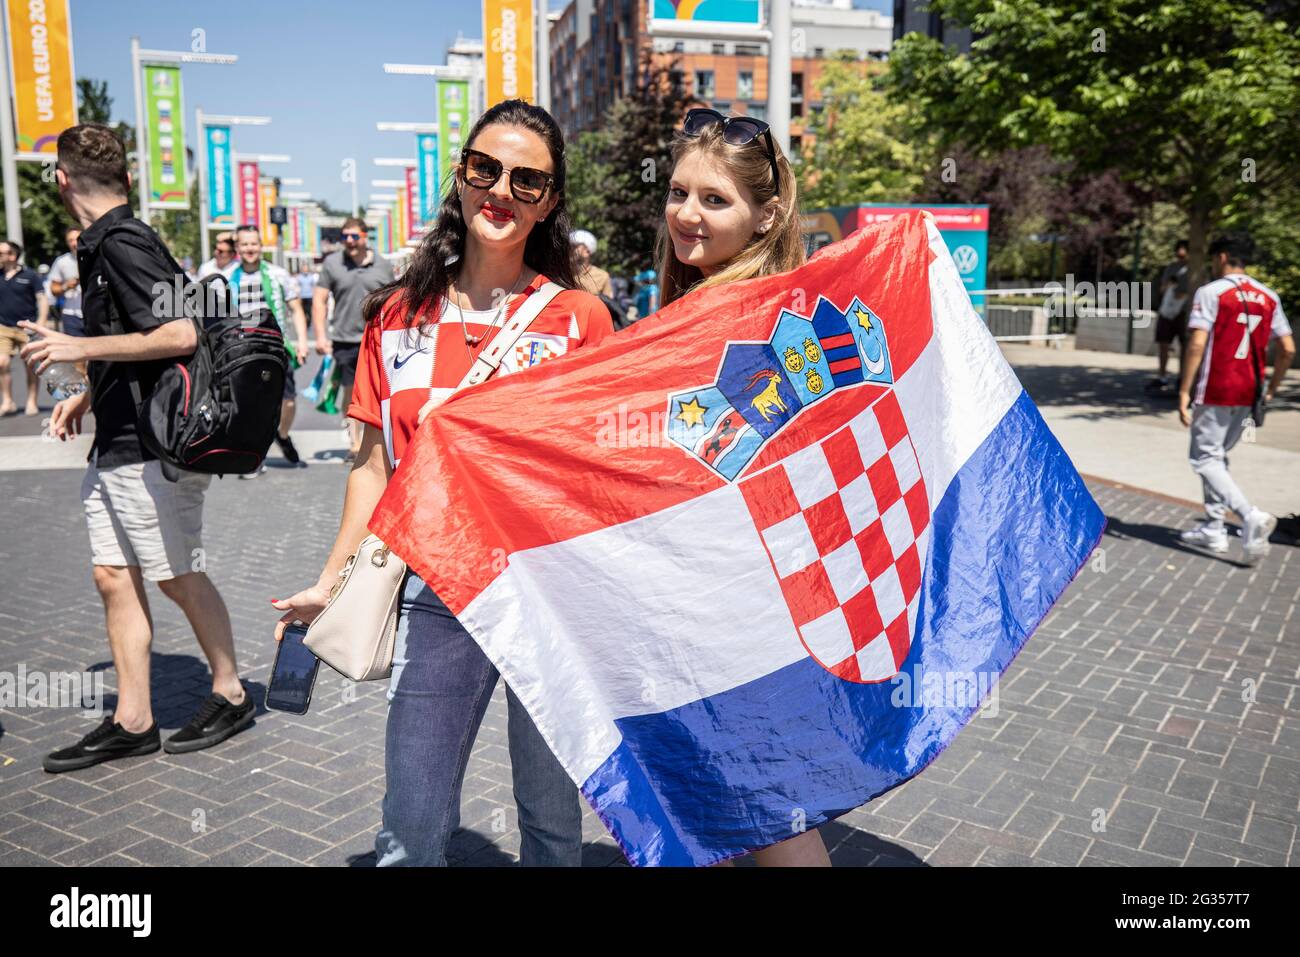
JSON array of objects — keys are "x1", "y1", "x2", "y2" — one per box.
[{"x1": 374, "y1": 572, "x2": 583, "y2": 866}]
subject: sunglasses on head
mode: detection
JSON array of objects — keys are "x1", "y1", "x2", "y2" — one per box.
[
  {"x1": 460, "y1": 148, "x2": 555, "y2": 204},
  {"x1": 681, "y1": 108, "x2": 781, "y2": 197}
]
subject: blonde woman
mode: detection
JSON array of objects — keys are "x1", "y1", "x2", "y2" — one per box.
[{"x1": 655, "y1": 108, "x2": 830, "y2": 866}]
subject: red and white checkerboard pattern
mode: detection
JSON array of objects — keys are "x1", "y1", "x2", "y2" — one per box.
[{"x1": 739, "y1": 390, "x2": 930, "y2": 683}]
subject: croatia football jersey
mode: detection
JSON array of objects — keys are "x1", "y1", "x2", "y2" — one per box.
[
  {"x1": 349, "y1": 274, "x2": 614, "y2": 465},
  {"x1": 1187, "y1": 273, "x2": 1291, "y2": 407}
]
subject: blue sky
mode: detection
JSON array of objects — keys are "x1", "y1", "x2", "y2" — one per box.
[{"x1": 68, "y1": 0, "x2": 891, "y2": 211}]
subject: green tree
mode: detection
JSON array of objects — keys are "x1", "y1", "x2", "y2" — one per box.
[
  {"x1": 799, "y1": 54, "x2": 923, "y2": 209},
  {"x1": 0, "y1": 163, "x2": 69, "y2": 265},
  {"x1": 563, "y1": 54, "x2": 690, "y2": 276},
  {"x1": 889, "y1": 0, "x2": 1300, "y2": 282},
  {"x1": 565, "y1": 129, "x2": 612, "y2": 247}
]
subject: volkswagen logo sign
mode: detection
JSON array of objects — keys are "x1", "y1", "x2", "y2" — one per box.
[{"x1": 953, "y1": 245, "x2": 979, "y2": 275}]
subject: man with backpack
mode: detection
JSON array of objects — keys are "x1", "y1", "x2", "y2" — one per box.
[
  {"x1": 225, "y1": 223, "x2": 308, "y2": 474},
  {"x1": 19, "y1": 124, "x2": 255, "y2": 771}
]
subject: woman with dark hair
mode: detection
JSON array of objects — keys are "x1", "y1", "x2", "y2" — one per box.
[{"x1": 271, "y1": 99, "x2": 614, "y2": 866}]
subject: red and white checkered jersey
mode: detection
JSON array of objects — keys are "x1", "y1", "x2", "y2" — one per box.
[
  {"x1": 348, "y1": 274, "x2": 614, "y2": 465},
  {"x1": 1187, "y1": 274, "x2": 1291, "y2": 406}
]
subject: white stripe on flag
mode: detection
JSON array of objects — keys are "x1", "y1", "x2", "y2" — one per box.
[
  {"x1": 458, "y1": 482, "x2": 804, "y2": 785},
  {"x1": 894, "y1": 224, "x2": 1023, "y2": 510}
]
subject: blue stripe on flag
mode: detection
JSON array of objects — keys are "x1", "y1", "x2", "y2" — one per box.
[{"x1": 580, "y1": 389, "x2": 1106, "y2": 866}]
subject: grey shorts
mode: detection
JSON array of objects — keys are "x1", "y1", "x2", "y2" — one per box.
[{"x1": 82, "y1": 460, "x2": 211, "y2": 581}]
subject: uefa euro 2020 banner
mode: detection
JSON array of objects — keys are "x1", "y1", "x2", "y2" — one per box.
[
  {"x1": 371, "y1": 214, "x2": 1105, "y2": 866},
  {"x1": 2, "y1": 0, "x2": 77, "y2": 156},
  {"x1": 483, "y1": 0, "x2": 533, "y2": 107},
  {"x1": 144, "y1": 64, "x2": 188, "y2": 208},
  {"x1": 436, "y1": 78, "x2": 469, "y2": 192},
  {"x1": 206, "y1": 125, "x2": 235, "y2": 226}
]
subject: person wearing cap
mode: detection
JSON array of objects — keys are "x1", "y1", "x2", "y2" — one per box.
[{"x1": 570, "y1": 229, "x2": 613, "y2": 298}]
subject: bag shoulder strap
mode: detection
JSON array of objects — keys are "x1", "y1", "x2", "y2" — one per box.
[
  {"x1": 456, "y1": 281, "x2": 565, "y2": 390},
  {"x1": 97, "y1": 219, "x2": 189, "y2": 482},
  {"x1": 96, "y1": 245, "x2": 146, "y2": 413}
]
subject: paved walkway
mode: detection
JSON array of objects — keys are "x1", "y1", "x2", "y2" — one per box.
[
  {"x1": 1003, "y1": 343, "x2": 1300, "y2": 517},
  {"x1": 1, "y1": 347, "x2": 1297, "y2": 866}
]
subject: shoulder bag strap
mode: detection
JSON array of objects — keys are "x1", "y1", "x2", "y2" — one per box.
[
  {"x1": 456, "y1": 281, "x2": 565, "y2": 390},
  {"x1": 97, "y1": 238, "x2": 146, "y2": 413}
]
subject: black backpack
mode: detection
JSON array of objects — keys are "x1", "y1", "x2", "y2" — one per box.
[{"x1": 102, "y1": 220, "x2": 288, "y2": 479}]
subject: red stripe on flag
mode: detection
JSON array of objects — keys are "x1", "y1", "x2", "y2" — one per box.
[
  {"x1": 369, "y1": 213, "x2": 937, "y2": 616},
  {"x1": 820, "y1": 333, "x2": 855, "y2": 350},
  {"x1": 828, "y1": 356, "x2": 861, "y2": 374}
]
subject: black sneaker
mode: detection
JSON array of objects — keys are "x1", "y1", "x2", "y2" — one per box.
[
  {"x1": 44, "y1": 716, "x2": 160, "y2": 773},
  {"x1": 1144, "y1": 377, "x2": 1171, "y2": 394},
  {"x1": 163, "y1": 689, "x2": 256, "y2": 754},
  {"x1": 276, "y1": 433, "x2": 303, "y2": 466}
]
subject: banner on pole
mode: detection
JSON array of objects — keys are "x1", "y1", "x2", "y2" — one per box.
[
  {"x1": 417, "y1": 133, "x2": 439, "y2": 221},
  {"x1": 143, "y1": 64, "x2": 188, "y2": 208},
  {"x1": 405, "y1": 165, "x2": 421, "y2": 240},
  {"x1": 238, "y1": 161, "x2": 259, "y2": 230},
  {"x1": 4, "y1": 0, "x2": 77, "y2": 155},
  {"x1": 395, "y1": 183, "x2": 408, "y2": 247},
  {"x1": 205, "y1": 125, "x2": 235, "y2": 225},
  {"x1": 483, "y1": 0, "x2": 534, "y2": 107},
  {"x1": 259, "y1": 179, "x2": 277, "y2": 243},
  {"x1": 436, "y1": 78, "x2": 469, "y2": 189}
]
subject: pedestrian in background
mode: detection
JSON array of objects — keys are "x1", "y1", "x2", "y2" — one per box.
[
  {"x1": 0, "y1": 238, "x2": 49, "y2": 415},
  {"x1": 48, "y1": 225, "x2": 84, "y2": 337},
  {"x1": 312, "y1": 217, "x2": 393, "y2": 461},
  {"x1": 1178, "y1": 233, "x2": 1295, "y2": 563},
  {"x1": 571, "y1": 229, "x2": 612, "y2": 297},
  {"x1": 296, "y1": 258, "x2": 318, "y2": 331},
  {"x1": 1148, "y1": 239, "x2": 1191, "y2": 394},
  {"x1": 225, "y1": 223, "x2": 309, "y2": 473},
  {"x1": 196, "y1": 231, "x2": 236, "y2": 279}
]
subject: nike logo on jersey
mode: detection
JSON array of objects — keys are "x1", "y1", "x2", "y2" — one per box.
[{"x1": 393, "y1": 349, "x2": 427, "y2": 369}]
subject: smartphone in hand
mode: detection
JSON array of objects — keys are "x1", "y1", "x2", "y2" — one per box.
[{"x1": 265, "y1": 622, "x2": 319, "y2": 714}]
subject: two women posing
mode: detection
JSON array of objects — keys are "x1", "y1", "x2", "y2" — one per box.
[{"x1": 276, "y1": 99, "x2": 829, "y2": 867}]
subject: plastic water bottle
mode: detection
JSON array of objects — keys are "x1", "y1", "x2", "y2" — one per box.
[{"x1": 44, "y1": 362, "x2": 88, "y2": 401}]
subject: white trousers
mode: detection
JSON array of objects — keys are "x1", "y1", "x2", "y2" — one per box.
[{"x1": 1188, "y1": 404, "x2": 1253, "y2": 528}]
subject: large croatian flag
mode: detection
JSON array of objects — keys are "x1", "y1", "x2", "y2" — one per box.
[{"x1": 370, "y1": 213, "x2": 1105, "y2": 866}]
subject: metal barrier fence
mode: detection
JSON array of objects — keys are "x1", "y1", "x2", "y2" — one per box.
[{"x1": 975, "y1": 288, "x2": 1154, "y2": 350}]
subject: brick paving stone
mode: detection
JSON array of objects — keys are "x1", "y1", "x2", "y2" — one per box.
[{"x1": 3, "y1": 465, "x2": 1297, "y2": 866}]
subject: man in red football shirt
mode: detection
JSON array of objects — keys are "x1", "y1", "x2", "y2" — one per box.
[{"x1": 1178, "y1": 234, "x2": 1295, "y2": 563}]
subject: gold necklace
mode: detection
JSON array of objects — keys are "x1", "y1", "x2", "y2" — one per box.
[{"x1": 453, "y1": 268, "x2": 527, "y2": 348}]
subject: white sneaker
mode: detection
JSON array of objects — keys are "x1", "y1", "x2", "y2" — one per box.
[
  {"x1": 1242, "y1": 509, "x2": 1277, "y2": 563},
  {"x1": 1179, "y1": 522, "x2": 1229, "y2": 553},
  {"x1": 238, "y1": 464, "x2": 268, "y2": 480}
]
